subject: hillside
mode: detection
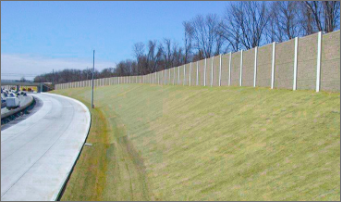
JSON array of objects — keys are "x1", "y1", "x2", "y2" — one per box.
[{"x1": 53, "y1": 84, "x2": 340, "y2": 201}]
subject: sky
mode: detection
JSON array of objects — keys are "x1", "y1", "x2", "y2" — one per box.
[{"x1": 1, "y1": 1, "x2": 230, "y2": 80}]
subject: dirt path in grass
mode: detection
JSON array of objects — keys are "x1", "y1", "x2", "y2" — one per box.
[
  {"x1": 101, "y1": 110, "x2": 152, "y2": 201},
  {"x1": 61, "y1": 99, "x2": 151, "y2": 201}
]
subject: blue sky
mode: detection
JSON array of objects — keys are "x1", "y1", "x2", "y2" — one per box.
[{"x1": 1, "y1": 1, "x2": 230, "y2": 79}]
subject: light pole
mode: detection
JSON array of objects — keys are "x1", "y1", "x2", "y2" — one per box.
[{"x1": 91, "y1": 50, "x2": 95, "y2": 108}]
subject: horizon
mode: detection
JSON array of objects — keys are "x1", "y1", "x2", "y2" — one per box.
[{"x1": 1, "y1": 1, "x2": 230, "y2": 80}]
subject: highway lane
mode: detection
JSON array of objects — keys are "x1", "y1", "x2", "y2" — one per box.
[
  {"x1": 1, "y1": 95, "x2": 33, "y2": 115},
  {"x1": 1, "y1": 93, "x2": 91, "y2": 201}
]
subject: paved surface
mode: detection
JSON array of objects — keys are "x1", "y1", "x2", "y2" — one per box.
[
  {"x1": 1, "y1": 95, "x2": 33, "y2": 115},
  {"x1": 1, "y1": 93, "x2": 91, "y2": 201},
  {"x1": 1, "y1": 96, "x2": 43, "y2": 131}
]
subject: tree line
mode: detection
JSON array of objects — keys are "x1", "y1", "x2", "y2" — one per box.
[{"x1": 34, "y1": 1, "x2": 340, "y2": 84}]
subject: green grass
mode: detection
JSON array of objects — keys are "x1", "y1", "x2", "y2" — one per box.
[{"x1": 53, "y1": 84, "x2": 340, "y2": 201}]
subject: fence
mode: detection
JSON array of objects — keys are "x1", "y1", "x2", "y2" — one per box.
[{"x1": 55, "y1": 30, "x2": 340, "y2": 92}]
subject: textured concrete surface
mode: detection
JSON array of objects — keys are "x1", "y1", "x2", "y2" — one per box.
[
  {"x1": 257, "y1": 43, "x2": 272, "y2": 88},
  {"x1": 230, "y1": 52, "x2": 241, "y2": 86},
  {"x1": 274, "y1": 39, "x2": 295, "y2": 89},
  {"x1": 55, "y1": 31, "x2": 339, "y2": 92},
  {"x1": 1, "y1": 93, "x2": 91, "y2": 201},
  {"x1": 213, "y1": 55, "x2": 220, "y2": 86},
  {"x1": 297, "y1": 33, "x2": 318, "y2": 90},
  {"x1": 198, "y1": 59, "x2": 205, "y2": 86},
  {"x1": 184, "y1": 64, "x2": 190, "y2": 86},
  {"x1": 189, "y1": 63, "x2": 196, "y2": 86},
  {"x1": 242, "y1": 48, "x2": 255, "y2": 87},
  {"x1": 179, "y1": 65, "x2": 184, "y2": 85},
  {"x1": 221, "y1": 54, "x2": 230, "y2": 86},
  {"x1": 321, "y1": 30, "x2": 340, "y2": 91}
]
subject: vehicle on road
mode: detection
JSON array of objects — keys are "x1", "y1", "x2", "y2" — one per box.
[
  {"x1": 6, "y1": 96, "x2": 20, "y2": 109},
  {"x1": 1, "y1": 97, "x2": 6, "y2": 109}
]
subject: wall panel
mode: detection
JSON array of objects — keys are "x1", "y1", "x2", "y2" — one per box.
[
  {"x1": 230, "y1": 52, "x2": 241, "y2": 86},
  {"x1": 275, "y1": 39, "x2": 295, "y2": 89},
  {"x1": 257, "y1": 44, "x2": 272, "y2": 88},
  {"x1": 242, "y1": 48, "x2": 255, "y2": 87},
  {"x1": 321, "y1": 30, "x2": 340, "y2": 92},
  {"x1": 297, "y1": 33, "x2": 318, "y2": 90}
]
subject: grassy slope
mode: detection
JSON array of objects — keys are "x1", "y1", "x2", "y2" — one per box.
[{"x1": 53, "y1": 84, "x2": 340, "y2": 201}]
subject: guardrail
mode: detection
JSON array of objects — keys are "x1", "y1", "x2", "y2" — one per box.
[{"x1": 1, "y1": 95, "x2": 34, "y2": 120}]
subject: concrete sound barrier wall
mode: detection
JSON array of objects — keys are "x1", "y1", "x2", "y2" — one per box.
[{"x1": 55, "y1": 31, "x2": 339, "y2": 93}]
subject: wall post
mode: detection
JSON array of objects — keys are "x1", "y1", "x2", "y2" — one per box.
[
  {"x1": 204, "y1": 58, "x2": 207, "y2": 86},
  {"x1": 293, "y1": 37, "x2": 299, "y2": 91},
  {"x1": 189, "y1": 63, "x2": 192, "y2": 86},
  {"x1": 178, "y1": 66, "x2": 180, "y2": 84},
  {"x1": 164, "y1": 70, "x2": 166, "y2": 84},
  {"x1": 219, "y1": 54, "x2": 222, "y2": 87},
  {"x1": 316, "y1": 31, "x2": 322, "y2": 92},
  {"x1": 211, "y1": 57, "x2": 214, "y2": 87},
  {"x1": 240, "y1": 50, "x2": 243, "y2": 86},
  {"x1": 196, "y1": 61, "x2": 199, "y2": 86},
  {"x1": 254, "y1": 47, "x2": 258, "y2": 87},
  {"x1": 173, "y1": 67, "x2": 176, "y2": 85},
  {"x1": 228, "y1": 52, "x2": 232, "y2": 86},
  {"x1": 271, "y1": 42, "x2": 276, "y2": 89},
  {"x1": 183, "y1": 65, "x2": 186, "y2": 86}
]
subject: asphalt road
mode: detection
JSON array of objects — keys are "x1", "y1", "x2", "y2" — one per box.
[{"x1": 1, "y1": 93, "x2": 91, "y2": 201}]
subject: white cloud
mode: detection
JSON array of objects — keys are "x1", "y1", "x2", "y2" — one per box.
[{"x1": 1, "y1": 54, "x2": 116, "y2": 80}]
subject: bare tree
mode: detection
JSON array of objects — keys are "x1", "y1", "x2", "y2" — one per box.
[
  {"x1": 145, "y1": 41, "x2": 157, "y2": 73},
  {"x1": 302, "y1": 1, "x2": 324, "y2": 33},
  {"x1": 146, "y1": 40, "x2": 163, "y2": 72},
  {"x1": 299, "y1": 2, "x2": 315, "y2": 35},
  {"x1": 115, "y1": 62, "x2": 129, "y2": 76},
  {"x1": 192, "y1": 50, "x2": 205, "y2": 62},
  {"x1": 215, "y1": 21, "x2": 225, "y2": 55},
  {"x1": 133, "y1": 42, "x2": 145, "y2": 58},
  {"x1": 114, "y1": 60, "x2": 136, "y2": 76},
  {"x1": 183, "y1": 21, "x2": 194, "y2": 63},
  {"x1": 163, "y1": 39, "x2": 182, "y2": 69},
  {"x1": 163, "y1": 39, "x2": 173, "y2": 69},
  {"x1": 100, "y1": 67, "x2": 116, "y2": 77},
  {"x1": 20, "y1": 77, "x2": 26, "y2": 82},
  {"x1": 172, "y1": 46, "x2": 184, "y2": 66},
  {"x1": 301, "y1": 1, "x2": 340, "y2": 34},
  {"x1": 133, "y1": 42, "x2": 145, "y2": 74},
  {"x1": 223, "y1": 2, "x2": 270, "y2": 50},
  {"x1": 132, "y1": 40, "x2": 184, "y2": 75},
  {"x1": 267, "y1": 1, "x2": 301, "y2": 42},
  {"x1": 219, "y1": 11, "x2": 241, "y2": 52},
  {"x1": 191, "y1": 14, "x2": 221, "y2": 58},
  {"x1": 322, "y1": 1, "x2": 340, "y2": 32}
]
